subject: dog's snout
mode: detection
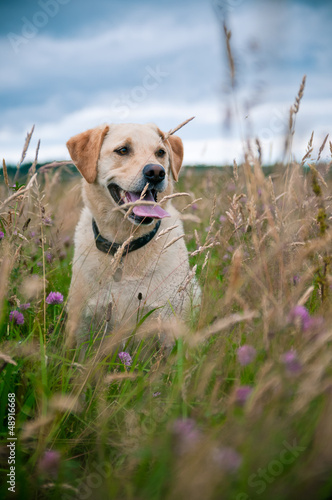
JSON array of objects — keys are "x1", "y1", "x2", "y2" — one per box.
[{"x1": 143, "y1": 164, "x2": 166, "y2": 184}]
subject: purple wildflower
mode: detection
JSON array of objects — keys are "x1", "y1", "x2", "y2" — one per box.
[
  {"x1": 46, "y1": 292, "x2": 63, "y2": 305},
  {"x1": 43, "y1": 216, "x2": 53, "y2": 226},
  {"x1": 30, "y1": 231, "x2": 36, "y2": 237},
  {"x1": 219, "y1": 215, "x2": 227, "y2": 223},
  {"x1": 153, "y1": 391, "x2": 161, "y2": 398},
  {"x1": 118, "y1": 351, "x2": 132, "y2": 366},
  {"x1": 281, "y1": 350, "x2": 302, "y2": 374},
  {"x1": 172, "y1": 418, "x2": 201, "y2": 454},
  {"x1": 213, "y1": 446, "x2": 242, "y2": 472},
  {"x1": 234, "y1": 385, "x2": 253, "y2": 406},
  {"x1": 0, "y1": 231, "x2": 4, "y2": 240},
  {"x1": 19, "y1": 303, "x2": 30, "y2": 310},
  {"x1": 191, "y1": 203, "x2": 198, "y2": 211},
  {"x1": 9, "y1": 310, "x2": 24, "y2": 325},
  {"x1": 293, "y1": 275, "x2": 300, "y2": 286},
  {"x1": 237, "y1": 345, "x2": 256, "y2": 366},
  {"x1": 288, "y1": 305, "x2": 323, "y2": 332},
  {"x1": 288, "y1": 305, "x2": 310, "y2": 328},
  {"x1": 38, "y1": 450, "x2": 61, "y2": 478},
  {"x1": 45, "y1": 252, "x2": 53, "y2": 263}
]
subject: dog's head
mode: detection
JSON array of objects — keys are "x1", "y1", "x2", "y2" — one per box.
[{"x1": 66, "y1": 123, "x2": 183, "y2": 226}]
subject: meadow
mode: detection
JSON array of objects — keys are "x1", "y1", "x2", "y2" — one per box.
[{"x1": 1, "y1": 92, "x2": 332, "y2": 499}]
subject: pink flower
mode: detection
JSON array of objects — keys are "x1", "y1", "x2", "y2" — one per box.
[
  {"x1": 19, "y1": 303, "x2": 30, "y2": 310},
  {"x1": 38, "y1": 450, "x2": 61, "y2": 478},
  {"x1": 0, "y1": 231, "x2": 4, "y2": 240},
  {"x1": 288, "y1": 305, "x2": 323, "y2": 332},
  {"x1": 281, "y1": 350, "x2": 302, "y2": 374},
  {"x1": 46, "y1": 292, "x2": 63, "y2": 305},
  {"x1": 213, "y1": 447, "x2": 242, "y2": 472},
  {"x1": 237, "y1": 345, "x2": 256, "y2": 366},
  {"x1": 172, "y1": 418, "x2": 201, "y2": 454},
  {"x1": 9, "y1": 310, "x2": 24, "y2": 325},
  {"x1": 234, "y1": 385, "x2": 253, "y2": 406},
  {"x1": 46, "y1": 252, "x2": 53, "y2": 263},
  {"x1": 118, "y1": 351, "x2": 132, "y2": 366}
]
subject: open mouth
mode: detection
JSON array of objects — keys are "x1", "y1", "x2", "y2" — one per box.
[{"x1": 108, "y1": 183, "x2": 170, "y2": 225}]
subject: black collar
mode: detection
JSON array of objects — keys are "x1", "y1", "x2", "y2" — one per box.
[{"x1": 92, "y1": 218, "x2": 161, "y2": 256}]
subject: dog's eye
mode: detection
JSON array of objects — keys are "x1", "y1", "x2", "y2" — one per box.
[
  {"x1": 156, "y1": 148, "x2": 166, "y2": 158},
  {"x1": 115, "y1": 147, "x2": 128, "y2": 156}
]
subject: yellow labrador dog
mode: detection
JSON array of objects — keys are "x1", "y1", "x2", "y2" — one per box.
[{"x1": 66, "y1": 122, "x2": 199, "y2": 352}]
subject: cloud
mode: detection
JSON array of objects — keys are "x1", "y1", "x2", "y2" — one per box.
[{"x1": 0, "y1": 0, "x2": 331, "y2": 166}]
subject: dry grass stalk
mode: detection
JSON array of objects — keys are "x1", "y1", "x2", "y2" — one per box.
[
  {"x1": 317, "y1": 133, "x2": 329, "y2": 163},
  {"x1": 225, "y1": 247, "x2": 243, "y2": 303},
  {"x1": 223, "y1": 23, "x2": 235, "y2": 87},
  {"x1": 161, "y1": 234, "x2": 185, "y2": 253},
  {"x1": 285, "y1": 75, "x2": 306, "y2": 157},
  {"x1": 155, "y1": 224, "x2": 179, "y2": 240},
  {"x1": 104, "y1": 373, "x2": 137, "y2": 384},
  {"x1": 0, "y1": 173, "x2": 37, "y2": 210},
  {"x1": 181, "y1": 198, "x2": 202, "y2": 212},
  {"x1": 38, "y1": 160, "x2": 74, "y2": 173},
  {"x1": 190, "y1": 310, "x2": 259, "y2": 346},
  {"x1": 163, "y1": 116, "x2": 195, "y2": 140},
  {"x1": 0, "y1": 352, "x2": 17, "y2": 366},
  {"x1": 233, "y1": 159, "x2": 238, "y2": 181},
  {"x1": 301, "y1": 131, "x2": 314, "y2": 166},
  {"x1": 140, "y1": 182, "x2": 150, "y2": 200},
  {"x1": 178, "y1": 264, "x2": 197, "y2": 293},
  {"x1": 292, "y1": 74, "x2": 306, "y2": 115},
  {"x1": 159, "y1": 192, "x2": 191, "y2": 204},
  {"x1": 14, "y1": 125, "x2": 35, "y2": 182},
  {"x1": 28, "y1": 139, "x2": 40, "y2": 175},
  {"x1": 190, "y1": 239, "x2": 220, "y2": 257},
  {"x1": 202, "y1": 251, "x2": 209, "y2": 271},
  {"x1": 2, "y1": 159, "x2": 9, "y2": 187},
  {"x1": 256, "y1": 138, "x2": 262, "y2": 164},
  {"x1": 109, "y1": 235, "x2": 134, "y2": 274},
  {"x1": 115, "y1": 194, "x2": 190, "y2": 215}
]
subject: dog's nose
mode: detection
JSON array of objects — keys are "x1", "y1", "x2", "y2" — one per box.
[{"x1": 143, "y1": 164, "x2": 166, "y2": 184}]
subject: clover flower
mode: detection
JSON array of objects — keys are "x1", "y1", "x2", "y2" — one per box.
[
  {"x1": 234, "y1": 385, "x2": 253, "y2": 406},
  {"x1": 288, "y1": 305, "x2": 323, "y2": 332},
  {"x1": 19, "y1": 303, "x2": 30, "y2": 310},
  {"x1": 172, "y1": 418, "x2": 201, "y2": 454},
  {"x1": 281, "y1": 350, "x2": 302, "y2": 374},
  {"x1": 213, "y1": 447, "x2": 242, "y2": 472},
  {"x1": 237, "y1": 345, "x2": 256, "y2": 366},
  {"x1": 0, "y1": 231, "x2": 4, "y2": 240},
  {"x1": 46, "y1": 292, "x2": 63, "y2": 305},
  {"x1": 38, "y1": 450, "x2": 61, "y2": 478},
  {"x1": 118, "y1": 351, "x2": 132, "y2": 366},
  {"x1": 9, "y1": 310, "x2": 24, "y2": 325}
]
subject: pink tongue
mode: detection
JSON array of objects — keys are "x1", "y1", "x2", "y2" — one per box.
[{"x1": 126, "y1": 191, "x2": 170, "y2": 219}]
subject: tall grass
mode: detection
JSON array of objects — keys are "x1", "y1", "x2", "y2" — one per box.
[{"x1": 1, "y1": 117, "x2": 332, "y2": 499}]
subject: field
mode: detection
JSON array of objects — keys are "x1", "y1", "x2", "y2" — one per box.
[{"x1": 1, "y1": 111, "x2": 332, "y2": 500}]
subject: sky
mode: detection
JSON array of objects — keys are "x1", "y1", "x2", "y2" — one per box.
[{"x1": 0, "y1": 0, "x2": 331, "y2": 166}]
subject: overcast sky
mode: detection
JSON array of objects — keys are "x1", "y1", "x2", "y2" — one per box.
[{"x1": 1, "y1": 0, "x2": 331, "y2": 165}]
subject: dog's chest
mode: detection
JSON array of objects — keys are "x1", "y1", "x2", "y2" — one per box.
[{"x1": 85, "y1": 244, "x2": 190, "y2": 326}]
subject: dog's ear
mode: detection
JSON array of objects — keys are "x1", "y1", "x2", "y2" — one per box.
[
  {"x1": 167, "y1": 135, "x2": 184, "y2": 182},
  {"x1": 66, "y1": 125, "x2": 109, "y2": 183}
]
